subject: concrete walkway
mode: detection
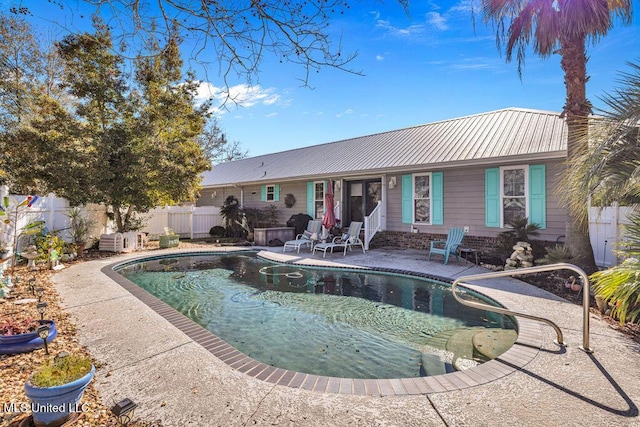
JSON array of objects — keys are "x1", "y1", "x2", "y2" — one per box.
[{"x1": 52, "y1": 247, "x2": 640, "y2": 426}]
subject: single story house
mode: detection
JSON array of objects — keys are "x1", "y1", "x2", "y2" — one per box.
[{"x1": 198, "y1": 107, "x2": 568, "y2": 253}]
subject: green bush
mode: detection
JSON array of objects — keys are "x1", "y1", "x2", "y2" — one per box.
[
  {"x1": 590, "y1": 210, "x2": 640, "y2": 325},
  {"x1": 536, "y1": 244, "x2": 579, "y2": 265},
  {"x1": 591, "y1": 258, "x2": 640, "y2": 324},
  {"x1": 492, "y1": 217, "x2": 541, "y2": 260},
  {"x1": 34, "y1": 233, "x2": 65, "y2": 261}
]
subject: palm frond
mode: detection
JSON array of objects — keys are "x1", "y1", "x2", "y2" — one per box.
[{"x1": 591, "y1": 257, "x2": 640, "y2": 324}]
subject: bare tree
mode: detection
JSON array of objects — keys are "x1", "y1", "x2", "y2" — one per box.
[
  {"x1": 11, "y1": 0, "x2": 378, "y2": 93},
  {"x1": 198, "y1": 119, "x2": 248, "y2": 165}
]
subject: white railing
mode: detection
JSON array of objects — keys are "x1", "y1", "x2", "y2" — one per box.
[{"x1": 364, "y1": 201, "x2": 382, "y2": 251}]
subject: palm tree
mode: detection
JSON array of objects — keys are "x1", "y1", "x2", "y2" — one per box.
[
  {"x1": 481, "y1": 0, "x2": 632, "y2": 272},
  {"x1": 571, "y1": 61, "x2": 640, "y2": 206}
]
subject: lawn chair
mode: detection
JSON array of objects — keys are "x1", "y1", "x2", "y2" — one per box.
[
  {"x1": 428, "y1": 227, "x2": 464, "y2": 264},
  {"x1": 283, "y1": 220, "x2": 322, "y2": 253},
  {"x1": 313, "y1": 221, "x2": 365, "y2": 258}
]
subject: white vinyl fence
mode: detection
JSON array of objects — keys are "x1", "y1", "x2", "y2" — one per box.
[
  {"x1": 0, "y1": 190, "x2": 109, "y2": 253},
  {"x1": 139, "y1": 206, "x2": 223, "y2": 239},
  {"x1": 588, "y1": 204, "x2": 634, "y2": 268},
  {"x1": 0, "y1": 188, "x2": 224, "y2": 253}
]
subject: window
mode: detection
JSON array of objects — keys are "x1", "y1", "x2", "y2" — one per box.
[
  {"x1": 314, "y1": 181, "x2": 325, "y2": 219},
  {"x1": 413, "y1": 173, "x2": 431, "y2": 224},
  {"x1": 265, "y1": 185, "x2": 275, "y2": 201},
  {"x1": 260, "y1": 184, "x2": 279, "y2": 202},
  {"x1": 487, "y1": 165, "x2": 545, "y2": 229},
  {"x1": 501, "y1": 166, "x2": 527, "y2": 225},
  {"x1": 402, "y1": 172, "x2": 443, "y2": 225}
]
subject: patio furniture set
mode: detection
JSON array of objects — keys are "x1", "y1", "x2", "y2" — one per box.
[{"x1": 282, "y1": 222, "x2": 479, "y2": 264}]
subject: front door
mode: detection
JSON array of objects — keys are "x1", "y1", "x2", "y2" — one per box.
[{"x1": 345, "y1": 180, "x2": 382, "y2": 224}]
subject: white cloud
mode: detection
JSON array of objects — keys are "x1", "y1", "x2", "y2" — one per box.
[
  {"x1": 336, "y1": 109, "x2": 354, "y2": 118},
  {"x1": 375, "y1": 19, "x2": 425, "y2": 38},
  {"x1": 426, "y1": 12, "x2": 448, "y2": 31},
  {"x1": 195, "y1": 82, "x2": 281, "y2": 114},
  {"x1": 265, "y1": 112, "x2": 278, "y2": 118},
  {"x1": 376, "y1": 54, "x2": 385, "y2": 61}
]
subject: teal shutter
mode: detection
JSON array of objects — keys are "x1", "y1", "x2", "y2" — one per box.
[
  {"x1": 274, "y1": 184, "x2": 280, "y2": 202},
  {"x1": 260, "y1": 185, "x2": 266, "y2": 202},
  {"x1": 431, "y1": 172, "x2": 443, "y2": 225},
  {"x1": 307, "y1": 182, "x2": 314, "y2": 216},
  {"x1": 485, "y1": 168, "x2": 500, "y2": 227},
  {"x1": 401, "y1": 174, "x2": 413, "y2": 224},
  {"x1": 529, "y1": 164, "x2": 546, "y2": 229}
]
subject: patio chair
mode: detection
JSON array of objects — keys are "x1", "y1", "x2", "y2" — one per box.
[
  {"x1": 313, "y1": 221, "x2": 365, "y2": 258},
  {"x1": 283, "y1": 220, "x2": 322, "y2": 253},
  {"x1": 428, "y1": 227, "x2": 464, "y2": 265}
]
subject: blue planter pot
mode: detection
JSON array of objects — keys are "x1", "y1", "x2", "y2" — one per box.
[
  {"x1": 0, "y1": 320, "x2": 57, "y2": 355},
  {"x1": 25, "y1": 364, "x2": 95, "y2": 427}
]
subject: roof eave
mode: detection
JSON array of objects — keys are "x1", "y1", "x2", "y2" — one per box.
[{"x1": 201, "y1": 150, "x2": 567, "y2": 188}]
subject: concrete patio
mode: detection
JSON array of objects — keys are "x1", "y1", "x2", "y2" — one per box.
[{"x1": 52, "y1": 246, "x2": 640, "y2": 426}]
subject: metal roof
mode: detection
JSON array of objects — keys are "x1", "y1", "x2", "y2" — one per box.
[{"x1": 201, "y1": 107, "x2": 568, "y2": 187}]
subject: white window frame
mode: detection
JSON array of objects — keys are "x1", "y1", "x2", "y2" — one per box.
[
  {"x1": 499, "y1": 165, "x2": 529, "y2": 227},
  {"x1": 412, "y1": 172, "x2": 432, "y2": 225},
  {"x1": 314, "y1": 181, "x2": 325, "y2": 219},
  {"x1": 265, "y1": 184, "x2": 275, "y2": 201}
]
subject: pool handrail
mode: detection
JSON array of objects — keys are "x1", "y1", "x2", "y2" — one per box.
[{"x1": 451, "y1": 263, "x2": 593, "y2": 353}]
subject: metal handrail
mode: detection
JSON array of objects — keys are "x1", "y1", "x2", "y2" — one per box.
[{"x1": 451, "y1": 263, "x2": 593, "y2": 353}]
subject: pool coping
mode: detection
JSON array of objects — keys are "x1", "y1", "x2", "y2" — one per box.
[{"x1": 101, "y1": 249, "x2": 544, "y2": 396}]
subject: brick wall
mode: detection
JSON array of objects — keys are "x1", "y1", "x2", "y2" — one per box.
[{"x1": 370, "y1": 231, "x2": 556, "y2": 258}]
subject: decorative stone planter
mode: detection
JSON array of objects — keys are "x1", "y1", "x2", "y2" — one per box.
[
  {"x1": 159, "y1": 235, "x2": 179, "y2": 248},
  {"x1": 25, "y1": 364, "x2": 95, "y2": 427},
  {"x1": 0, "y1": 320, "x2": 57, "y2": 355}
]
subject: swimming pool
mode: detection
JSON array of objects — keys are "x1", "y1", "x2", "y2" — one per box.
[{"x1": 115, "y1": 252, "x2": 517, "y2": 379}]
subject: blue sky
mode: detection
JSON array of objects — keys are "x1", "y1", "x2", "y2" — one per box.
[
  {"x1": 195, "y1": 0, "x2": 640, "y2": 156},
  {"x1": 15, "y1": 0, "x2": 640, "y2": 157}
]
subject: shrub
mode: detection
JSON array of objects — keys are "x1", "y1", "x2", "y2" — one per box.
[
  {"x1": 536, "y1": 244, "x2": 580, "y2": 265},
  {"x1": 590, "y1": 258, "x2": 640, "y2": 324},
  {"x1": 590, "y1": 210, "x2": 640, "y2": 325},
  {"x1": 209, "y1": 226, "x2": 225, "y2": 237},
  {"x1": 220, "y1": 196, "x2": 244, "y2": 237},
  {"x1": 492, "y1": 217, "x2": 541, "y2": 260},
  {"x1": 34, "y1": 233, "x2": 65, "y2": 261}
]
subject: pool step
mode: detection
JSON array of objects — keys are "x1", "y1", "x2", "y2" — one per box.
[
  {"x1": 472, "y1": 328, "x2": 518, "y2": 360},
  {"x1": 422, "y1": 327, "x2": 518, "y2": 372}
]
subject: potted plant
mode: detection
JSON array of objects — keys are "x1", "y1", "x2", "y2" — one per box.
[
  {"x1": 66, "y1": 207, "x2": 94, "y2": 257},
  {"x1": 159, "y1": 227, "x2": 179, "y2": 248},
  {"x1": 0, "y1": 318, "x2": 57, "y2": 354},
  {"x1": 24, "y1": 353, "x2": 95, "y2": 426}
]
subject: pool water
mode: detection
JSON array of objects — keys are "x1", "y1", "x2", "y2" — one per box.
[{"x1": 116, "y1": 253, "x2": 516, "y2": 379}]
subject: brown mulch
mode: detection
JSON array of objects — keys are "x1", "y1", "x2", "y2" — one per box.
[{"x1": 517, "y1": 271, "x2": 640, "y2": 344}]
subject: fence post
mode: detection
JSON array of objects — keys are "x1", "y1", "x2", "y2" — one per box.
[
  {"x1": 190, "y1": 206, "x2": 194, "y2": 240},
  {"x1": 47, "y1": 193, "x2": 57, "y2": 232},
  {"x1": 612, "y1": 202, "x2": 620, "y2": 266}
]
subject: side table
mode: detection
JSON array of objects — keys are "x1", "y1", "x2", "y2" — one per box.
[{"x1": 458, "y1": 248, "x2": 479, "y2": 265}]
